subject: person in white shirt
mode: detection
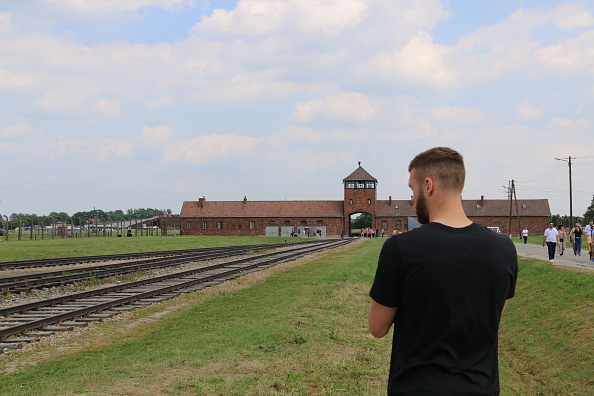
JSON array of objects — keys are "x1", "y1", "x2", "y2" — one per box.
[
  {"x1": 542, "y1": 222, "x2": 559, "y2": 262},
  {"x1": 522, "y1": 227, "x2": 529, "y2": 244}
]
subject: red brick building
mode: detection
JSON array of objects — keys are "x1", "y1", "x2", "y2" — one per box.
[{"x1": 180, "y1": 164, "x2": 551, "y2": 237}]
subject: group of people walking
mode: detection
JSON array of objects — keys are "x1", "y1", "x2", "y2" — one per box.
[
  {"x1": 541, "y1": 221, "x2": 594, "y2": 263},
  {"x1": 361, "y1": 227, "x2": 384, "y2": 238}
]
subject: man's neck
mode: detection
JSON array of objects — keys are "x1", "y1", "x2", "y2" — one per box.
[{"x1": 429, "y1": 199, "x2": 472, "y2": 228}]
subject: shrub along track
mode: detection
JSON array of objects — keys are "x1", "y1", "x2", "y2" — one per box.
[{"x1": 0, "y1": 239, "x2": 352, "y2": 353}]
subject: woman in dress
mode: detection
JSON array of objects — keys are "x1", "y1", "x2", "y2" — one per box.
[{"x1": 557, "y1": 225, "x2": 566, "y2": 256}]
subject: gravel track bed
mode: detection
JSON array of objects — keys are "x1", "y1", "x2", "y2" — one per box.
[{"x1": 0, "y1": 254, "x2": 249, "y2": 310}]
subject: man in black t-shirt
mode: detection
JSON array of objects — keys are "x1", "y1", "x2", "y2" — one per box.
[{"x1": 368, "y1": 147, "x2": 518, "y2": 396}]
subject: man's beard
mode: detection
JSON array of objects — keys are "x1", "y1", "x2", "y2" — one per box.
[{"x1": 415, "y1": 191, "x2": 430, "y2": 224}]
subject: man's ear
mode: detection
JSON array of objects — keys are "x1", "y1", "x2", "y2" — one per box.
[{"x1": 424, "y1": 177, "x2": 435, "y2": 196}]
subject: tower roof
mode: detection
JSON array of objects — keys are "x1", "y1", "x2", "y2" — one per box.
[{"x1": 343, "y1": 163, "x2": 377, "y2": 183}]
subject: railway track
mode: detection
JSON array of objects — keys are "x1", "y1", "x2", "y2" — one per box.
[
  {"x1": 0, "y1": 241, "x2": 320, "y2": 293},
  {"x1": 0, "y1": 240, "x2": 321, "y2": 270},
  {"x1": 0, "y1": 238, "x2": 352, "y2": 352}
]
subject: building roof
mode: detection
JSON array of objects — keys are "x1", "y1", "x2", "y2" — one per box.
[
  {"x1": 462, "y1": 198, "x2": 550, "y2": 217},
  {"x1": 181, "y1": 199, "x2": 344, "y2": 218},
  {"x1": 181, "y1": 197, "x2": 550, "y2": 219},
  {"x1": 375, "y1": 198, "x2": 551, "y2": 217},
  {"x1": 375, "y1": 200, "x2": 417, "y2": 217},
  {"x1": 343, "y1": 165, "x2": 377, "y2": 183}
]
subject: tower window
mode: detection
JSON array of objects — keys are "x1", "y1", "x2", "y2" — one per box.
[
  {"x1": 366, "y1": 182, "x2": 375, "y2": 188},
  {"x1": 367, "y1": 199, "x2": 371, "y2": 205},
  {"x1": 349, "y1": 199, "x2": 353, "y2": 204}
]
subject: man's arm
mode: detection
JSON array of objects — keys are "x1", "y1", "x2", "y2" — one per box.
[
  {"x1": 368, "y1": 300, "x2": 397, "y2": 338},
  {"x1": 501, "y1": 299, "x2": 511, "y2": 318}
]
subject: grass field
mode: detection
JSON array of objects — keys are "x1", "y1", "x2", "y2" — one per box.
[{"x1": 0, "y1": 238, "x2": 592, "y2": 395}]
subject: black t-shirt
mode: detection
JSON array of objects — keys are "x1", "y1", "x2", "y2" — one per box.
[{"x1": 370, "y1": 222, "x2": 518, "y2": 396}]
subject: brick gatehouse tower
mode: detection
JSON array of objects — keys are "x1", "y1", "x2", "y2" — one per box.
[{"x1": 343, "y1": 162, "x2": 378, "y2": 234}]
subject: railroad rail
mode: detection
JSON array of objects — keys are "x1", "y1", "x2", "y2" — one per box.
[
  {"x1": 0, "y1": 241, "x2": 320, "y2": 293},
  {"x1": 0, "y1": 240, "x2": 322, "y2": 270},
  {"x1": 0, "y1": 238, "x2": 352, "y2": 351}
]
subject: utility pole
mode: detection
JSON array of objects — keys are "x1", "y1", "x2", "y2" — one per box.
[
  {"x1": 512, "y1": 180, "x2": 522, "y2": 238},
  {"x1": 508, "y1": 180, "x2": 513, "y2": 238},
  {"x1": 555, "y1": 156, "x2": 574, "y2": 230}
]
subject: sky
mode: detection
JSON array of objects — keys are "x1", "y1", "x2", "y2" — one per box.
[{"x1": 0, "y1": 0, "x2": 593, "y2": 219}]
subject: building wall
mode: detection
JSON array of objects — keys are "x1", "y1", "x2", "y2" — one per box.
[
  {"x1": 470, "y1": 216, "x2": 549, "y2": 236},
  {"x1": 375, "y1": 216, "x2": 410, "y2": 233},
  {"x1": 344, "y1": 187, "x2": 377, "y2": 233},
  {"x1": 181, "y1": 217, "x2": 344, "y2": 236}
]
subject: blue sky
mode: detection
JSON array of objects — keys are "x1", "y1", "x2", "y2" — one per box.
[{"x1": 0, "y1": 0, "x2": 593, "y2": 219}]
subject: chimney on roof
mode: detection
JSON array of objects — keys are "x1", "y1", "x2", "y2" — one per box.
[
  {"x1": 388, "y1": 196, "x2": 392, "y2": 206},
  {"x1": 243, "y1": 196, "x2": 247, "y2": 204},
  {"x1": 481, "y1": 195, "x2": 485, "y2": 206},
  {"x1": 198, "y1": 196, "x2": 205, "y2": 209}
]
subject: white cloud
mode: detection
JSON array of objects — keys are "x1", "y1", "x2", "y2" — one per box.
[
  {"x1": 366, "y1": 31, "x2": 457, "y2": 89},
  {"x1": 555, "y1": 9, "x2": 594, "y2": 29},
  {"x1": 535, "y1": 30, "x2": 594, "y2": 74},
  {"x1": 0, "y1": 69, "x2": 32, "y2": 88},
  {"x1": 0, "y1": 12, "x2": 12, "y2": 32},
  {"x1": 146, "y1": 96, "x2": 175, "y2": 108},
  {"x1": 267, "y1": 126, "x2": 323, "y2": 146},
  {"x1": 97, "y1": 139, "x2": 134, "y2": 159},
  {"x1": 36, "y1": 89, "x2": 88, "y2": 114},
  {"x1": 430, "y1": 106, "x2": 488, "y2": 124},
  {"x1": 94, "y1": 99, "x2": 121, "y2": 116},
  {"x1": 0, "y1": 121, "x2": 44, "y2": 138},
  {"x1": 517, "y1": 101, "x2": 545, "y2": 120},
  {"x1": 291, "y1": 91, "x2": 377, "y2": 123},
  {"x1": 547, "y1": 117, "x2": 592, "y2": 131},
  {"x1": 195, "y1": 0, "x2": 367, "y2": 37},
  {"x1": 35, "y1": 0, "x2": 194, "y2": 14},
  {"x1": 451, "y1": 3, "x2": 594, "y2": 82},
  {"x1": 139, "y1": 125, "x2": 175, "y2": 144},
  {"x1": 52, "y1": 136, "x2": 134, "y2": 159},
  {"x1": 163, "y1": 134, "x2": 259, "y2": 164}
]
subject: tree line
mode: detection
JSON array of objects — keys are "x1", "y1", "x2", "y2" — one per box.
[
  {"x1": 2, "y1": 208, "x2": 177, "y2": 229},
  {"x1": 551, "y1": 195, "x2": 594, "y2": 228}
]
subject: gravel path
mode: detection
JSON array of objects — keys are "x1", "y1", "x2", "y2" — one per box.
[{"x1": 514, "y1": 241, "x2": 594, "y2": 272}]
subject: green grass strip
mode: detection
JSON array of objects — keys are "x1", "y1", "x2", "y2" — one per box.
[{"x1": 0, "y1": 235, "x2": 302, "y2": 262}]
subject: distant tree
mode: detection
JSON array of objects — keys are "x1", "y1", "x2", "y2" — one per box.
[
  {"x1": 583, "y1": 195, "x2": 594, "y2": 223},
  {"x1": 49, "y1": 211, "x2": 71, "y2": 223},
  {"x1": 353, "y1": 213, "x2": 372, "y2": 229}
]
